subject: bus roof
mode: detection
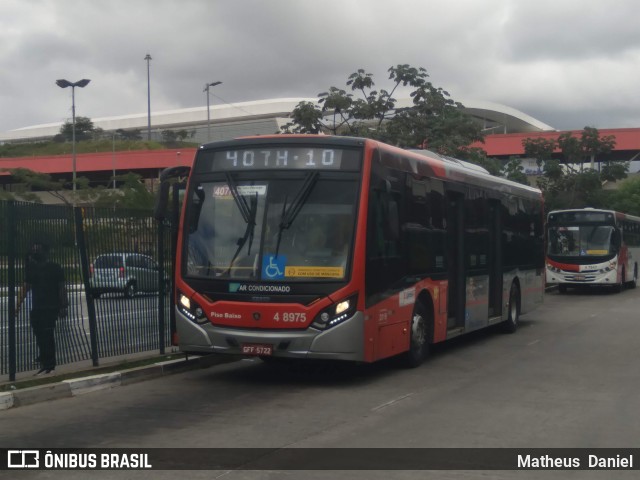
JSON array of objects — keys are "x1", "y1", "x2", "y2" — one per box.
[
  {"x1": 548, "y1": 208, "x2": 640, "y2": 224},
  {"x1": 197, "y1": 135, "x2": 542, "y2": 200}
]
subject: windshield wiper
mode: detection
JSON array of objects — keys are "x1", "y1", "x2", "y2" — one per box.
[
  {"x1": 274, "y1": 171, "x2": 319, "y2": 258},
  {"x1": 224, "y1": 173, "x2": 259, "y2": 275},
  {"x1": 225, "y1": 173, "x2": 252, "y2": 224}
]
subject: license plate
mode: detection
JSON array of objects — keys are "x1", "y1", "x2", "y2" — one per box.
[
  {"x1": 574, "y1": 274, "x2": 586, "y2": 281},
  {"x1": 241, "y1": 343, "x2": 273, "y2": 356}
]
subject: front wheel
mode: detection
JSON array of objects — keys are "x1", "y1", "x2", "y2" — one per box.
[
  {"x1": 626, "y1": 265, "x2": 638, "y2": 289},
  {"x1": 613, "y1": 268, "x2": 625, "y2": 293},
  {"x1": 502, "y1": 283, "x2": 520, "y2": 333},
  {"x1": 401, "y1": 302, "x2": 431, "y2": 368}
]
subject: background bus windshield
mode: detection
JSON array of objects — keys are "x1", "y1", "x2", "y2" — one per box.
[
  {"x1": 184, "y1": 174, "x2": 358, "y2": 282},
  {"x1": 547, "y1": 225, "x2": 615, "y2": 257}
]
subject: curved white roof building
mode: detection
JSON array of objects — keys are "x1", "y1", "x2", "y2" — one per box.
[{"x1": 0, "y1": 97, "x2": 555, "y2": 144}]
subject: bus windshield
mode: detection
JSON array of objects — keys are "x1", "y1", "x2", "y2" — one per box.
[
  {"x1": 184, "y1": 174, "x2": 358, "y2": 282},
  {"x1": 547, "y1": 225, "x2": 615, "y2": 257}
]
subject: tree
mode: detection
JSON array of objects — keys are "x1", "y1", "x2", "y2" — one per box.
[
  {"x1": 281, "y1": 101, "x2": 325, "y2": 134},
  {"x1": 0, "y1": 168, "x2": 70, "y2": 204},
  {"x1": 56, "y1": 116, "x2": 96, "y2": 142},
  {"x1": 115, "y1": 129, "x2": 143, "y2": 140},
  {"x1": 606, "y1": 177, "x2": 640, "y2": 216},
  {"x1": 76, "y1": 172, "x2": 155, "y2": 209},
  {"x1": 458, "y1": 147, "x2": 502, "y2": 176},
  {"x1": 281, "y1": 64, "x2": 484, "y2": 154},
  {"x1": 502, "y1": 157, "x2": 530, "y2": 185},
  {"x1": 523, "y1": 127, "x2": 624, "y2": 211},
  {"x1": 160, "y1": 129, "x2": 194, "y2": 146}
]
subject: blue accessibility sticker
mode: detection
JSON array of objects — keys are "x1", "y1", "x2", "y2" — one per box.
[{"x1": 262, "y1": 254, "x2": 286, "y2": 280}]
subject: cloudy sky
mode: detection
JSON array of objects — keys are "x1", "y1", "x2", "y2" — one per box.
[{"x1": 2, "y1": 0, "x2": 639, "y2": 134}]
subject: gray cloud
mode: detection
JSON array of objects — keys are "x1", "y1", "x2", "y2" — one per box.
[{"x1": 1, "y1": 0, "x2": 639, "y2": 134}]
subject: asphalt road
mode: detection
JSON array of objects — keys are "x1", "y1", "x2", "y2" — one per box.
[{"x1": 2, "y1": 286, "x2": 640, "y2": 479}]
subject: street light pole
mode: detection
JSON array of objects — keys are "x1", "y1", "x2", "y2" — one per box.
[
  {"x1": 56, "y1": 78, "x2": 90, "y2": 202},
  {"x1": 145, "y1": 53, "x2": 152, "y2": 141},
  {"x1": 204, "y1": 81, "x2": 222, "y2": 142}
]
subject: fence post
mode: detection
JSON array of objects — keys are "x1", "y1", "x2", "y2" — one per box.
[
  {"x1": 7, "y1": 201, "x2": 17, "y2": 381},
  {"x1": 157, "y1": 219, "x2": 166, "y2": 354},
  {"x1": 74, "y1": 207, "x2": 99, "y2": 366}
]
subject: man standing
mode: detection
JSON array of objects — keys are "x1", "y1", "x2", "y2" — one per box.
[{"x1": 18, "y1": 242, "x2": 68, "y2": 375}]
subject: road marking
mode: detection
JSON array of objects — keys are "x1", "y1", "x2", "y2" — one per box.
[
  {"x1": 371, "y1": 393, "x2": 413, "y2": 412},
  {"x1": 527, "y1": 339, "x2": 540, "y2": 346}
]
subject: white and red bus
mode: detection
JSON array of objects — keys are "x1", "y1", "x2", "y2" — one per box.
[
  {"x1": 156, "y1": 135, "x2": 545, "y2": 366},
  {"x1": 546, "y1": 208, "x2": 640, "y2": 293}
]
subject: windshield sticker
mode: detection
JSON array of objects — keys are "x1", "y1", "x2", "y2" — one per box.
[
  {"x1": 213, "y1": 185, "x2": 267, "y2": 198},
  {"x1": 262, "y1": 254, "x2": 286, "y2": 280},
  {"x1": 284, "y1": 266, "x2": 344, "y2": 279}
]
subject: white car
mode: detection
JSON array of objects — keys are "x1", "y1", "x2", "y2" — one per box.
[{"x1": 90, "y1": 253, "x2": 168, "y2": 298}]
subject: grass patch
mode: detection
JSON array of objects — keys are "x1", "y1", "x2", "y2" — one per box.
[{"x1": 0, "y1": 353, "x2": 186, "y2": 392}]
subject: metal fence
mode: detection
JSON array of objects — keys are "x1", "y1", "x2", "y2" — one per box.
[{"x1": 0, "y1": 200, "x2": 174, "y2": 381}]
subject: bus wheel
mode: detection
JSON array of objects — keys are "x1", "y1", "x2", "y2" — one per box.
[
  {"x1": 626, "y1": 265, "x2": 638, "y2": 289},
  {"x1": 502, "y1": 283, "x2": 520, "y2": 333},
  {"x1": 401, "y1": 303, "x2": 431, "y2": 368},
  {"x1": 558, "y1": 284, "x2": 568, "y2": 294},
  {"x1": 613, "y1": 268, "x2": 625, "y2": 293}
]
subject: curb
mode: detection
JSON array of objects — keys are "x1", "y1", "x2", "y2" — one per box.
[{"x1": 0, "y1": 355, "x2": 233, "y2": 411}]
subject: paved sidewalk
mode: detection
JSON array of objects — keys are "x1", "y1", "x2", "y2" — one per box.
[{"x1": 0, "y1": 352, "x2": 238, "y2": 411}]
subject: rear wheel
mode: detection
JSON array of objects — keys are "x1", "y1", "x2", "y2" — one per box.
[
  {"x1": 502, "y1": 282, "x2": 520, "y2": 333},
  {"x1": 401, "y1": 302, "x2": 431, "y2": 368}
]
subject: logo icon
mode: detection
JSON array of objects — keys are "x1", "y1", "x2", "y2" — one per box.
[
  {"x1": 7, "y1": 450, "x2": 40, "y2": 469},
  {"x1": 253, "y1": 312, "x2": 261, "y2": 321},
  {"x1": 262, "y1": 255, "x2": 286, "y2": 280}
]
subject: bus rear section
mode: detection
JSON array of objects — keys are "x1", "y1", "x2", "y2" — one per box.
[
  {"x1": 160, "y1": 135, "x2": 545, "y2": 366},
  {"x1": 546, "y1": 209, "x2": 640, "y2": 292}
]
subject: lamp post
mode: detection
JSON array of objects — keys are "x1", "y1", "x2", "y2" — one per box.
[
  {"x1": 145, "y1": 53, "x2": 152, "y2": 141},
  {"x1": 204, "y1": 81, "x2": 222, "y2": 141},
  {"x1": 56, "y1": 78, "x2": 91, "y2": 200}
]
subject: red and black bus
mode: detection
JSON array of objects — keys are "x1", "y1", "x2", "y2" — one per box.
[{"x1": 155, "y1": 135, "x2": 545, "y2": 366}]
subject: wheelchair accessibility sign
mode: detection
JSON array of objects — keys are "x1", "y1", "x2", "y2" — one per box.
[{"x1": 262, "y1": 255, "x2": 286, "y2": 280}]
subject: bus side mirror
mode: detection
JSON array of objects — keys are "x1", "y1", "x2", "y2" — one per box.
[
  {"x1": 154, "y1": 166, "x2": 191, "y2": 221},
  {"x1": 611, "y1": 229, "x2": 621, "y2": 250},
  {"x1": 154, "y1": 181, "x2": 171, "y2": 221}
]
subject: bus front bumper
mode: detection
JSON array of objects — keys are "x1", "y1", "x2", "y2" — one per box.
[
  {"x1": 546, "y1": 267, "x2": 618, "y2": 285},
  {"x1": 175, "y1": 309, "x2": 366, "y2": 362}
]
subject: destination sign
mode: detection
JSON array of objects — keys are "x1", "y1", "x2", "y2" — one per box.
[
  {"x1": 198, "y1": 147, "x2": 361, "y2": 172},
  {"x1": 548, "y1": 211, "x2": 613, "y2": 224}
]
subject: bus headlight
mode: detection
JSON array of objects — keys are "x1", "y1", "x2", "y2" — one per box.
[
  {"x1": 311, "y1": 294, "x2": 358, "y2": 331},
  {"x1": 546, "y1": 263, "x2": 562, "y2": 274},
  {"x1": 178, "y1": 291, "x2": 208, "y2": 324},
  {"x1": 599, "y1": 261, "x2": 617, "y2": 273}
]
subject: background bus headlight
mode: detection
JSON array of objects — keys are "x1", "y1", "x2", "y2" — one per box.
[
  {"x1": 599, "y1": 261, "x2": 616, "y2": 273},
  {"x1": 311, "y1": 294, "x2": 358, "y2": 330}
]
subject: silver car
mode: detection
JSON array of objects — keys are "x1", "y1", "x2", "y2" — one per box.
[{"x1": 90, "y1": 253, "x2": 166, "y2": 298}]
